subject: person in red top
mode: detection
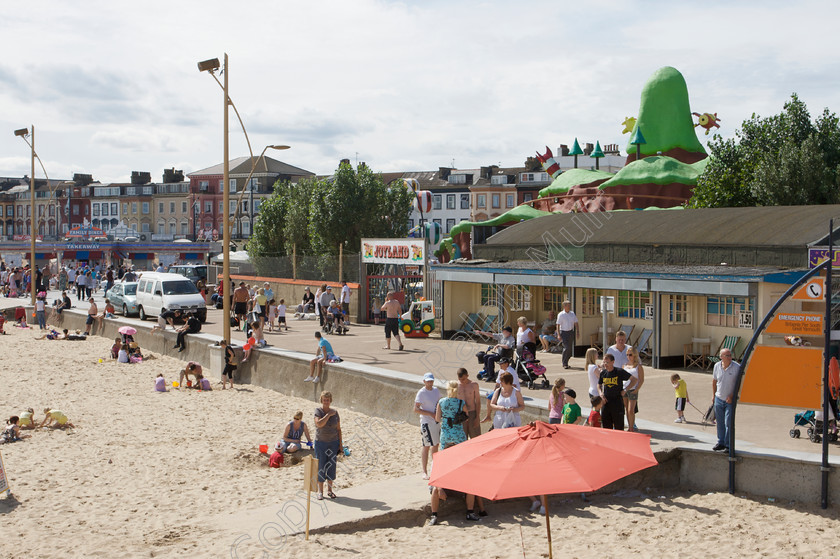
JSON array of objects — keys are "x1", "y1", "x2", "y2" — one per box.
[
  {"x1": 587, "y1": 396, "x2": 604, "y2": 428},
  {"x1": 269, "y1": 442, "x2": 285, "y2": 468}
]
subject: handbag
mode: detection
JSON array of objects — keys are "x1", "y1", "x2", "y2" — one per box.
[{"x1": 451, "y1": 399, "x2": 469, "y2": 426}]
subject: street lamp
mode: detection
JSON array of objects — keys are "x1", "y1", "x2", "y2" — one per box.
[
  {"x1": 235, "y1": 144, "x2": 290, "y2": 239},
  {"x1": 13, "y1": 126, "x2": 38, "y2": 305}
]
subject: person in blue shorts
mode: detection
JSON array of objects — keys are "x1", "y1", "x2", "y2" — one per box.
[{"x1": 306, "y1": 331, "x2": 334, "y2": 384}]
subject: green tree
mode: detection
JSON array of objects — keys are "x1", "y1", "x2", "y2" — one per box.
[
  {"x1": 688, "y1": 94, "x2": 840, "y2": 208},
  {"x1": 249, "y1": 161, "x2": 413, "y2": 260},
  {"x1": 308, "y1": 161, "x2": 413, "y2": 255}
]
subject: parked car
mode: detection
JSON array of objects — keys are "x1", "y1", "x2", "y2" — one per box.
[
  {"x1": 135, "y1": 272, "x2": 207, "y2": 322},
  {"x1": 106, "y1": 282, "x2": 139, "y2": 317},
  {"x1": 168, "y1": 264, "x2": 208, "y2": 289}
]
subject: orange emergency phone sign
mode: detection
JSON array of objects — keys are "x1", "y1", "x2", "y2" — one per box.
[{"x1": 792, "y1": 278, "x2": 825, "y2": 301}]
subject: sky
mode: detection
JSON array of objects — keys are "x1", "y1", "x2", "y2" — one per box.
[{"x1": 0, "y1": 0, "x2": 838, "y2": 183}]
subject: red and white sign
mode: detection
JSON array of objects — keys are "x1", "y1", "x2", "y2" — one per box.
[{"x1": 361, "y1": 238, "x2": 425, "y2": 265}]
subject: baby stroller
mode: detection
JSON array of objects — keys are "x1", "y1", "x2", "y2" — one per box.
[
  {"x1": 790, "y1": 409, "x2": 838, "y2": 443},
  {"x1": 515, "y1": 346, "x2": 549, "y2": 390}
]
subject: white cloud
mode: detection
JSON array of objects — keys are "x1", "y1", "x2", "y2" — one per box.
[{"x1": 0, "y1": 0, "x2": 838, "y2": 182}]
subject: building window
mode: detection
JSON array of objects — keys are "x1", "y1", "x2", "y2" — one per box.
[
  {"x1": 230, "y1": 179, "x2": 237, "y2": 193},
  {"x1": 491, "y1": 175, "x2": 508, "y2": 185},
  {"x1": 446, "y1": 194, "x2": 455, "y2": 209},
  {"x1": 229, "y1": 201, "x2": 235, "y2": 214},
  {"x1": 433, "y1": 219, "x2": 442, "y2": 230},
  {"x1": 180, "y1": 220, "x2": 188, "y2": 235},
  {"x1": 92, "y1": 204, "x2": 100, "y2": 217},
  {"x1": 668, "y1": 295, "x2": 691, "y2": 324},
  {"x1": 617, "y1": 291, "x2": 650, "y2": 319},
  {"x1": 158, "y1": 202, "x2": 164, "y2": 213},
  {"x1": 143, "y1": 186, "x2": 153, "y2": 195},
  {"x1": 408, "y1": 219, "x2": 414, "y2": 230},
  {"x1": 524, "y1": 193, "x2": 533, "y2": 202},
  {"x1": 506, "y1": 285, "x2": 532, "y2": 311},
  {"x1": 111, "y1": 203, "x2": 118, "y2": 215},
  {"x1": 131, "y1": 202, "x2": 138, "y2": 214},
  {"x1": 170, "y1": 202, "x2": 175, "y2": 214},
  {"x1": 433, "y1": 195, "x2": 442, "y2": 210},
  {"x1": 142, "y1": 202, "x2": 150, "y2": 214},
  {"x1": 506, "y1": 194, "x2": 515, "y2": 208},
  {"x1": 102, "y1": 204, "x2": 109, "y2": 217},
  {"x1": 249, "y1": 178, "x2": 259, "y2": 191},
  {"x1": 26, "y1": 206, "x2": 31, "y2": 217},
  {"x1": 126, "y1": 187, "x2": 136, "y2": 195},
  {"x1": 5, "y1": 206, "x2": 11, "y2": 216},
  {"x1": 199, "y1": 180, "x2": 209, "y2": 191},
  {"x1": 445, "y1": 218, "x2": 455, "y2": 233},
  {"x1": 181, "y1": 201, "x2": 187, "y2": 213},
  {"x1": 706, "y1": 296, "x2": 754, "y2": 328},
  {"x1": 491, "y1": 194, "x2": 501, "y2": 209},
  {"x1": 448, "y1": 174, "x2": 467, "y2": 185},
  {"x1": 580, "y1": 289, "x2": 603, "y2": 317},
  {"x1": 460, "y1": 194, "x2": 469, "y2": 209},
  {"x1": 72, "y1": 205, "x2": 79, "y2": 216},
  {"x1": 157, "y1": 221, "x2": 165, "y2": 235},
  {"x1": 254, "y1": 200, "x2": 262, "y2": 212},
  {"x1": 480, "y1": 283, "x2": 499, "y2": 307},
  {"x1": 205, "y1": 202, "x2": 212, "y2": 213},
  {"x1": 477, "y1": 194, "x2": 486, "y2": 209},
  {"x1": 543, "y1": 287, "x2": 570, "y2": 312},
  {"x1": 123, "y1": 203, "x2": 128, "y2": 215}
]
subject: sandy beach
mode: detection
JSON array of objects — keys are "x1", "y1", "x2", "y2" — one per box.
[{"x1": 2, "y1": 323, "x2": 840, "y2": 559}]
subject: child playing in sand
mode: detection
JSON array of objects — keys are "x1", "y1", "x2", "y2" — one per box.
[
  {"x1": 196, "y1": 373, "x2": 212, "y2": 391},
  {"x1": 118, "y1": 343, "x2": 130, "y2": 363},
  {"x1": 587, "y1": 396, "x2": 604, "y2": 427},
  {"x1": 180, "y1": 362, "x2": 203, "y2": 388},
  {"x1": 111, "y1": 337, "x2": 122, "y2": 359},
  {"x1": 0, "y1": 313, "x2": 5, "y2": 334},
  {"x1": 277, "y1": 299, "x2": 288, "y2": 331},
  {"x1": 269, "y1": 443, "x2": 284, "y2": 468},
  {"x1": 671, "y1": 373, "x2": 690, "y2": 423},
  {"x1": 2, "y1": 416, "x2": 32, "y2": 443},
  {"x1": 18, "y1": 408, "x2": 36, "y2": 429},
  {"x1": 155, "y1": 373, "x2": 168, "y2": 392},
  {"x1": 39, "y1": 408, "x2": 75, "y2": 429}
]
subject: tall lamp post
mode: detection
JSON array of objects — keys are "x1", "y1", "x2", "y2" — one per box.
[
  {"x1": 14, "y1": 126, "x2": 38, "y2": 305},
  {"x1": 235, "y1": 144, "x2": 289, "y2": 239}
]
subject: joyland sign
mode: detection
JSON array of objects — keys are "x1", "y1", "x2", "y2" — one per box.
[{"x1": 361, "y1": 238, "x2": 425, "y2": 265}]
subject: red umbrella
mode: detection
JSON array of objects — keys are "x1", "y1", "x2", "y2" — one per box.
[{"x1": 429, "y1": 421, "x2": 658, "y2": 558}]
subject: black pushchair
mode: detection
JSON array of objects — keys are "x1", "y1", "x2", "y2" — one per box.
[
  {"x1": 790, "y1": 410, "x2": 838, "y2": 443},
  {"x1": 515, "y1": 345, "x2": 549, "y2": 390}
]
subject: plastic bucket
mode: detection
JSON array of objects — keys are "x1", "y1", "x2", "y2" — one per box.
[{"x1": 259, "y1": 444, "x2": 268, "y2": 454}]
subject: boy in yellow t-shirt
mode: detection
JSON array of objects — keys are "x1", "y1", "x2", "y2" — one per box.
[{"x1": 671, "y1": 374, "x2": 689, "y2": 423}]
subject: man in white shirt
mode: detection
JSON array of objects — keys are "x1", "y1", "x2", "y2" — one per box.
[
  {"x1": 607, "y1": 330, "x2": 632, "y2": 369},
  {"x1": 340, "y1": 281, "x2": 351, "y2": 318},
  {"x1": 555, "y1": 300, "x2": 579, "y2": 369},
  {"x1": 712, "y1": 348, "x2": 740, "y2": 452},
  {"x1": 414, "y1": 372, "x2": 441, "y2": 479}
]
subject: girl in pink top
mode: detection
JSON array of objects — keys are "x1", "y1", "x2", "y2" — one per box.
[{"x1": 548, "y1": 378, "x2": 566, "y2": 424}]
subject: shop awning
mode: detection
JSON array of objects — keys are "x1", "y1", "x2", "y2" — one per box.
[
  {"x1": 129, "y1": 253, "x2": 154, "y2": 259},
  {"x1": 180, "y1": 253, "x2": 202, "y2": 260}
]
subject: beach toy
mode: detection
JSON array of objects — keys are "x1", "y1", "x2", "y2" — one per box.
[
  {"x1": 172, "y1": 381, "x2": 180, "y2": 388},
  {"x1": 306, "y1": 441, "x2": 314, "y2": 449},
  {"x1": 243, "y1": 344, "x2": 251, "y2": 351},
  {"x1": 249, "y1": 337, "x2": 256, "y2": 346},
  {"x1": 98, "y1": 358, "x2": 103, "y2": 363},
  {"x1": 343, "y1": 446, "x2": 351, "y2": 457},
  {"x1": 186, "y1": 380, "x2": 192, "y2": 388},
  {"x1": 259, "y1": 444, "x2": 268, "y2": 454}
]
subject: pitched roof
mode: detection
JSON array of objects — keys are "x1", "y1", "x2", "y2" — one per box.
[{"x1": 485, "y1": 205, "x2": 840, "y2": 249}]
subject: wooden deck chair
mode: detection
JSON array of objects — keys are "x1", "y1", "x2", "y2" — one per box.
[
  {"x1": 617, "y1": 324, "x2": 635, "y2": 344},
  {"x1": 683, "y1": 337, "x2": 711, "y2": 369},
  {"x1": 707, "y1": 335, "x2": 741, "y2": 369},
  {"x1": 635, "y1": 328, "x2": 654, "y2": 363},
  {"x1": 453, "y1": 312, "x2": 482, "y2": 339}
]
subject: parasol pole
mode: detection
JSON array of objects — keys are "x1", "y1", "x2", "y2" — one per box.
[{"x1": 544, "y1": 495, "x2": 552, "y2": 559}]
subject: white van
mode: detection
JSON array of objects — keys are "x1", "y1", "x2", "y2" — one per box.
[{"x1": 135, "y1": 272, "x2": 207, "y2": 322}]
